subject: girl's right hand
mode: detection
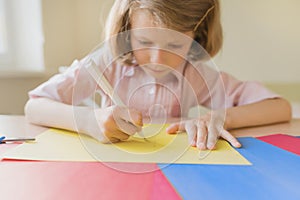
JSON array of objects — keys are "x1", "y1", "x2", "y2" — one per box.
[{"x1": 86, "y1": 106, "x2": 143, "y2": 143}]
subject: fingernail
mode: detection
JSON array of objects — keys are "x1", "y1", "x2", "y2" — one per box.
[
  {"x1": 197, "y1": 142, "x2": 205, "y2": 149},
  {"x1": 235, "y1": 142, "x2": 241, "y2": 147},
  {"x1": 207, "y1": 143, "x2": 215, "y2": 149},
  {"x1": 166, "y1": 128, "x2": 172, "y2": 134},
  {"x1": 190, "y1": 141, "x2": 196, "y2": 147}
]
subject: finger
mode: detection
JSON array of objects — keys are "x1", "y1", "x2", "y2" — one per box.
[
  {"x1": 206, "y1": 123, "x2": 219, "y2": 150},
  {"x1": 115, "y1": 107, "x2": 143, "y2": 135},
  {"x1": 185, "y1": 121, "x2": 197, "y2": 146},
  {"x1": 166, "y1": 122, "x2": 185, "y2": 134},
  {"x1": 115, "y1": 118, "x2": 141, "y2": 136},
  {"x1": 220, "y1": 129, "x2": 242, "y2": 148},
  {"x1": 107, "y1": 137, "x2": 121, "y2": 143},
  {"x1": 118, "y1": 107, "x2": 143, "y2": 127},
  {"x1": 104, "y1": 129, "x2": 130, "y2": 143},
  {"x1": 111, "y1": 130, "x2": 130, "y2": 141},
  {"x1": 196, "y1": 121, "x2": 208, "y2": 150},
  {"x1": 101, "y1": 131, "x2": 120, "y2": 143}
]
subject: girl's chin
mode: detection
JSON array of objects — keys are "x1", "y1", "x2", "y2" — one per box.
[{"x1": 143, "y1": 68, "x2": 172, "y2": 79}]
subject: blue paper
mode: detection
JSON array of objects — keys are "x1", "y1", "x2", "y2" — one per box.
[{"x1": 158, "y1": 137, "x2": 300, "y2": 200}]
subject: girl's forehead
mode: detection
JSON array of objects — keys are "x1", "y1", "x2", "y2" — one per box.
[
  {"x1": 130, "y1": 9, "x2": 163, "y2": 29},
  {"x1": 130, "y1": 10, "x2": 194, "y2": 41}
]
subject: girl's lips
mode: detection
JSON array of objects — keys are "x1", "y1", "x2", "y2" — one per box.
[
  {"x1": 146, "y1": 66, "x2": 169, "y2": 73},
  {"x1": 142, "y1": 65, "x2": 172, "y2": 79}
]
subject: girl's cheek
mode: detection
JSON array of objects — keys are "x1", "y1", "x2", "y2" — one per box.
[{"x1": 133, "y1": 50, "x2": 149, "y2": 65}]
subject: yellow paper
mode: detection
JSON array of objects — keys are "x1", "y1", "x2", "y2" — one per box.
[{"x1": 4, "y1": 124, "x2": 250, "y2": 165}]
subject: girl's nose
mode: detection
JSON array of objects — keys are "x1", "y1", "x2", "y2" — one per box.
[{"x1": 150, "y1": 49, "x2": 166, "y2": 65}]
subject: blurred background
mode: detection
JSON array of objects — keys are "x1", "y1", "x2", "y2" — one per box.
[{"x1": 0, "y1": 0, "x2": 299, "y2": 116}]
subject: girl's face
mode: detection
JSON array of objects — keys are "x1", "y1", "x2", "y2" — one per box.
[{"x1": 130, "y1": 10, "x2": 194, "y2": 79}]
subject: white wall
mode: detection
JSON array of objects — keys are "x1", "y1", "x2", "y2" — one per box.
[
  {"x1": 0, "y1": 0, "x2": 44, "y2": 71},
  {"x1": 43, "y1": 0, "x2": 114, "y2": 74},
  {"x1": 0, "y1": 0, "x2": 112, "y2": 114},
  {"x1": 215, "y1": 0, "x2": 300, "y2": 83},
  {"x1": 1, "y1": 0, "x2": 299, "y2": 114},
  {"x1": 75, "y1": 0, "x2": 113, "y2": 58}
]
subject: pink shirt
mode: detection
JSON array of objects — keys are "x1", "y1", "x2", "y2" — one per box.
[{"x1": 29, "y1": 51, "x2": 279, "y2": 118}]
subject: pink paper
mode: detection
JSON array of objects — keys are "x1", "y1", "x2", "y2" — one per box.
[
  {"x1": 0, "y1": 161, "x2": 180, "y2": 200},
  {"x1": 151, "y1": 169, "x2": 182, "y2": 200},
  {"x1": 257, "y1": 134, "x2": 300, "y2": 156}
]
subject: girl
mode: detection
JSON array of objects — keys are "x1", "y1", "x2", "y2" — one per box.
[{"x1": 25, "y1": 0, "x2": 291, "y2": 150}]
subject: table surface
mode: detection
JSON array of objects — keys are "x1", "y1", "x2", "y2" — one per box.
[
  {"x1": 0, "y1": 115, "x2": 299, "y2": 138},
  {"x1": 1, "y1": 115, "x2": 300, "y2": 200}
]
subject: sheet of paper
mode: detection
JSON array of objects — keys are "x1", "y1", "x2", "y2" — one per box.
[
  {"x1": 0, "y1": 161, "x2": 180, "y2": 200},
  {"x1": 159, "y1": 137, "x2": 300, "y2": 199},
  {"x1": 257, "y1": 134, "x2": 300, "y2": 156},
  {"x1": 4, "y1": 124, "x2": 250, "y2": 165}
]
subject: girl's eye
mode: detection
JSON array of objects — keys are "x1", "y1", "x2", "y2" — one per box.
[{"x1": 167, "y1": 44, "x2": 183, "y2": 49}]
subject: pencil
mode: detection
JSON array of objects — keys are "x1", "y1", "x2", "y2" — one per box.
[{"x1": 85, "y1": 59, "x2": 147, "y2": 141}]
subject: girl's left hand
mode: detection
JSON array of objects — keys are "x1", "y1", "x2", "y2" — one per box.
[{"x1": 166, "y1": 111, "x2": 242, "y2": 150}]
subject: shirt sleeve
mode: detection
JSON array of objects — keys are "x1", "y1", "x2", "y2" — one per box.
[
  {"x1": 29, "y1": 59, "x2": 98, "y2": 105},
  {"x1": 221, "y1": 72, "x2": 280, "y2": 107},
  {"x1": 192, "y1": 62, "x2": 280, "y2": 109}
]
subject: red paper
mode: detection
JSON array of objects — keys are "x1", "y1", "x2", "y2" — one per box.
[
  {"x1": 0, "y1": 161, "x2": 180, "y2": 200},
  {"x1": 151, "y1": 168, "x2": 182, "y2": 200},
  {"x1": 257, "y1": 134, "x2": 300, "y2": 156}
]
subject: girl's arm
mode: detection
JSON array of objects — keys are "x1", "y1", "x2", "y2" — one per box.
[
  {"x1": 25, "y1": 97, "x2": 143, "y2": 143},
  {"x1": 224, "y1": 98, "x2": 292, "y2": 130},
  {"x1": 167, "y1": 98, "x2": 292, "y2": 150},
  {"x1": 25, "y1": 98, "x2": 92, "y2": 134}
]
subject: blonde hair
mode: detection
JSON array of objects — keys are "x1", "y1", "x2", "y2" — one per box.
[{"x1": 105, "y1": 0, "x2": 223, "y2": 65}]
